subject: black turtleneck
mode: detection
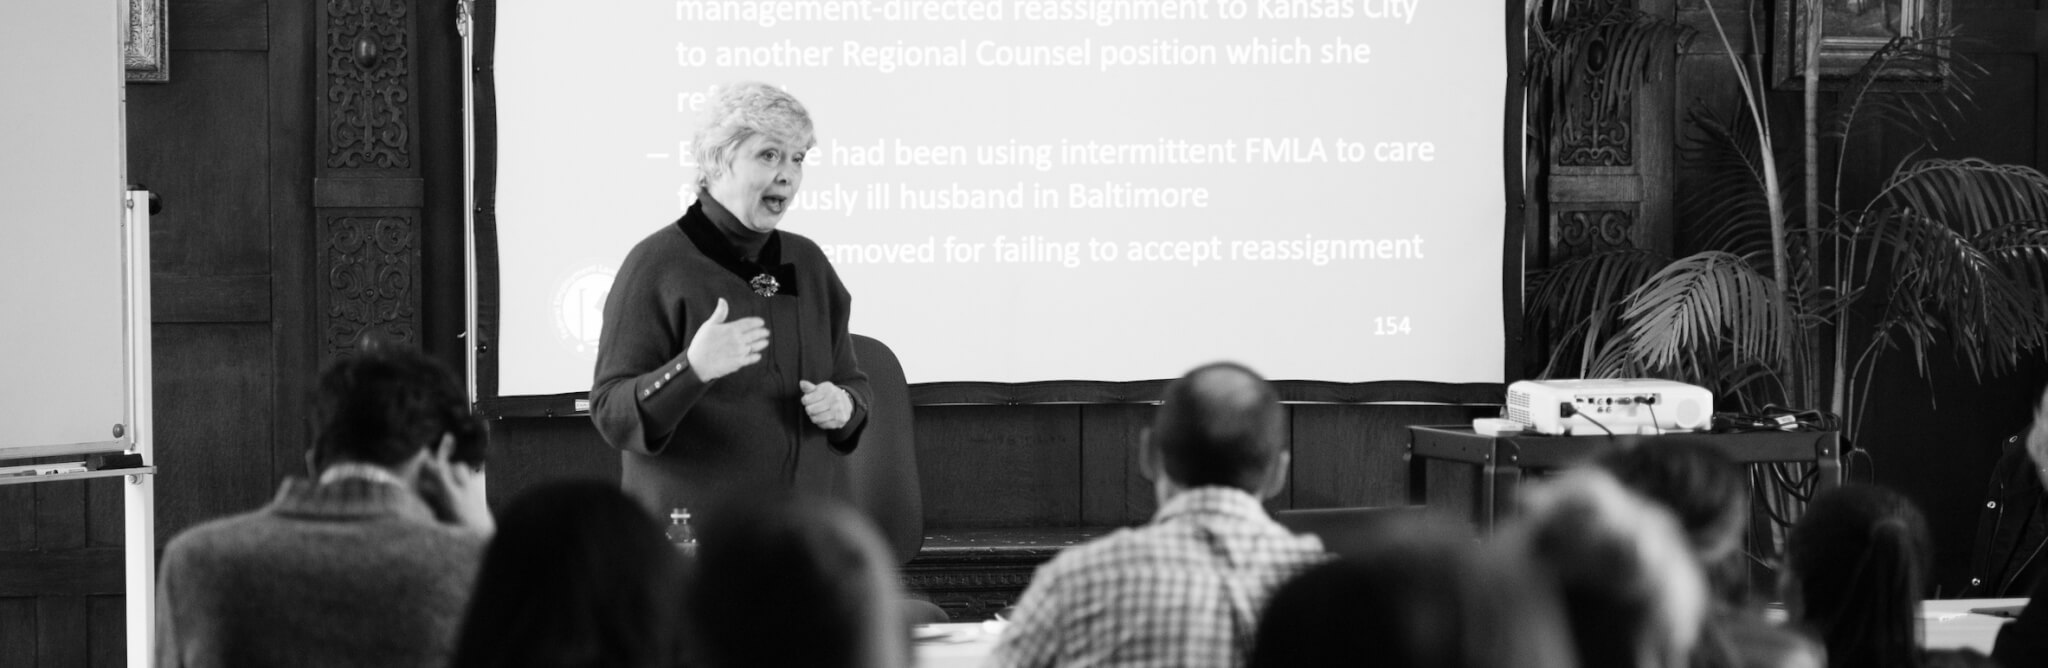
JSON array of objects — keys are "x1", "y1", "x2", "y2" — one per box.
[
  {"x1": 679, "y1": 189, "x2": 798, "y2": 296},
  {"x1": 697, "y1": 189, "x2": 770, "y2": 261}
]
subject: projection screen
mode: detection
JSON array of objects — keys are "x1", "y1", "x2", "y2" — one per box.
[{"x1": 480, "y1": 0, "x2": 1516, "y2": 404}]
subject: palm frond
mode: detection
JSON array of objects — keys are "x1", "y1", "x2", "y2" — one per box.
[
  {"x1": 1979, "y1": 223, "x2": 2048, "y2": 304},
  {"x1": 1526, "y1": 4, "x2": 1695, "y2": 154},
  {"x1": 1527, "y1": 249, "x2": 1667, "y2": 332},
  {"x1": 1679, "y1": 103, "x2": 1791, "y2": 256},
  {"x1": 1859, "y1": 163, "x2": 2048, "y2": 377},
  {"x1": 1820, "y1": 28, "x2": 1984, "y2": 146},
  {"x1": 1874, "y1": 159, "x2": 2048, "y2": 237},
  {"x1": 1616, "y1": 251, "x2": 1793, "y2": 376},
  {"x1": 1525, "y1": 249, "x2": 1668, "y2": 377}
]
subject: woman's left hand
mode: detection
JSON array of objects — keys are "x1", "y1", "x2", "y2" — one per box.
[{"x1": 799, "y1": 380, "x2": 852, "y2": 430}]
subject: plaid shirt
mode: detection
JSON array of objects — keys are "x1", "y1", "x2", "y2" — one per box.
[{"x1": 985, "y1": 487, "x2": 1329, "y2": 668}]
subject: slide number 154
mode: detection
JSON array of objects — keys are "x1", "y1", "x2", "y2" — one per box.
[{"x1": 1374, "y1": 317, "x2": 1411, "y2": 335}]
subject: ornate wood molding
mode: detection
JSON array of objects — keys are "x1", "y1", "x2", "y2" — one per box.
[
  {"x1": 319, "y1": 215, "x2": 420, "y2": 358},
  {"x1": 902, "y1": 561, "x2": 1039, "y2": 621},
  {"x1": 902, "y1": 529, "x2": 1098, "y2": 621},
  {"x1": 323, "y1": 0, "x2": 415, "y2": 170},
  {"x1": 316, "y1": 0, "x2": 420, "y2": 364},
  {"x1": 1557, "y1": 75, "x2": 1634, "y2": 167},
  {"x1": 1555, "y1": 0, "x2": 1637, "y2": 168},
  {"x1": 1557, "y1": 209, "x2": 1636, "y2": 250},
  {"x1": 1540, "y1": 0, "x2": 1676, "y2": 269},
  {"x1": 125, "y1": 0, "x2": 168, "y2": 83}
]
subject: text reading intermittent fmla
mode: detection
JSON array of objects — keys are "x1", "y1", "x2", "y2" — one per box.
[{"x1": 676, "y1": 0, "x2": 1421, "y2": 27}]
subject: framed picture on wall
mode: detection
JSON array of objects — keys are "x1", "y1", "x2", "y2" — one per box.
[
  {"x1": 126, "y1": 0, "x2": 167, "y2": 83},
  {"x1": 1772, "y1": 0, "x2": 1950, "y2": 90}
]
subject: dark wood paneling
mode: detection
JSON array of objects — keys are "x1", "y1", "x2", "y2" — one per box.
[
  {"x1": 86, "y1": 479, "x2": 122, "y2": 548},
  {"x1": 917, "y1": 406, "x2": 1081, "y2": 529},
  {"x1": 0, "y1": 598, "x2": 33, "y2": 668},
  {"x1": 483, "y1": 418, "x2": 619, "y2": 509},
  {"x1": 1291, "y1": 405, "x2": 1488, "y2": 509},
  {"x1": 0, "y1": 486, "x2": 33, "y2": 550},
  {"x1": 0, "y1": 550, "x2": 123, "y2": 598},
  {"x1": 1956, "y1": 9, "x2": 2045, "y2": 51},
  {"x1": 168, "y1": 0, "x2": 268, "y2": 52},
  {"x1": 87, "y1": 596, "x2": 123, "y2": 668},
  {"x1": 129, "y1": 51, "x2": 269, "y2": 277},
  {"x1": 1675, "y1": 2, "x2": 1755, "y2": 55},
  {"x1": 153, "y1": 274, "x2": 270, "y2": 323},
  {"x1": 270, "y1": 0, "x2": 317, "y2": 487},
  {"x1": 34, "y1": 598, "x2": 86, "y2": 667},
  {"x1": 313, "y1": 178, "x2": 425, "y2": 208},
  {"x1": 912, "y1": 380, "x2": 1501, "y2": 406},
  {"x1": 1421, "y1": 458, "x2": 1482, "y2": 525},
  {"x1": 1079, "y1": 404, "x2": 1154, "y2": 527},
  {"x1": 154, "y1": 324, "x2": 275, "y2": 543},
  {"x1": 32, "y1": 480, "x2": 86, "y2": 550},
  {"x1": 1910, "y1": 53, "x2": 2037, "y2": 165}
]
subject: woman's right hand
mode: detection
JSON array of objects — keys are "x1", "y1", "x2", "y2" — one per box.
[{"x1": 685, "y1": 298, "x2": 769, "y2": 381}]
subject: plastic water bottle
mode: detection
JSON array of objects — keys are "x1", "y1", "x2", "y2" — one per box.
[{"x1": 666, "y1": 508, "x2": 697, "y2": 556}]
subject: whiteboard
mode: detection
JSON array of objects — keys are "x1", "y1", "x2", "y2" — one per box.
[{"x1": 0, "y1": 0, "x2": 131, "y2": 458}]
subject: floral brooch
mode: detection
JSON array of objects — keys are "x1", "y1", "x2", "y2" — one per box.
[{"x1": 749, "y1": 273, "x2": 781, "y2": 297}]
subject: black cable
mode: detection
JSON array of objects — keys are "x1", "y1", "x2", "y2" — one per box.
[
  {"x1": 1562, "y1": 402, "x2": 1614, "y2": 436},
  {"x1": 1753, "y1": 467, "x2": 1800, "y2": 528},
  {"x1": 1844, "y1": 447, "x2": 1876, "y2": 484},
  {"x1": 1769, "y1": 462, "x2": 1816, "y2": 502}
]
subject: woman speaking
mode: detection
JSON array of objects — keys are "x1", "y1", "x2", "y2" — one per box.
[{"x1": 591, "y1": 82, "x2": 870, "y2": 520}]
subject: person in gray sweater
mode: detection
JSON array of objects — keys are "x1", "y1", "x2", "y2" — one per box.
[{"x1": 155, "y1": 347, "x2": 494, "y2": 668}]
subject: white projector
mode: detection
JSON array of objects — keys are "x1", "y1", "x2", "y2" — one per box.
[{"x1": 1505, "y1": 379, "x2": 1713, "y2": 436}]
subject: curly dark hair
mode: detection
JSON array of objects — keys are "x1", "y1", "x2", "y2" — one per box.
[{"x1": 310, "y1": 348, "x2": 485, "y2": 469}]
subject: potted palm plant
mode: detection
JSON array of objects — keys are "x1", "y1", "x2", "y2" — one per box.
[{"x1": 1525, "y1": 0, "x2": 2048, "y2": 446}]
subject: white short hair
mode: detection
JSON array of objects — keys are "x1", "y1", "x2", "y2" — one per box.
[{"x1": 691, "y1": 82, "x2": 815, "y2": 189}]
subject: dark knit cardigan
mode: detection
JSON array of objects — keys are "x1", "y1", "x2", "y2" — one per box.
[
  {"x1": 154, "y1": 478, "x2": 486, "y2": 668},
  {"x1": 590, "y1": 197, "x2": 870, "y2": 521}
]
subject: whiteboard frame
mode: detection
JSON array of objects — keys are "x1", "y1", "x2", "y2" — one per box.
[{"x1": 122, "y1": 188, "x2": 159, "y2": 668}]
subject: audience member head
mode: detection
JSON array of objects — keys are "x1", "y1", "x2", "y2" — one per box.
[
  {"x1": 1143, "y1": 361, "x2": 1289, "y2": 499},
  {"x1": 687, "y1": 493, "x2": 906, "y2": 668},
  {"x1": 449, "y1": 481, "x2": 684, "y2": 668},
  {"x1": 1595, "y1": 441, "x2": 1750, "y2": 604},
  {"x1": 691, "y1": 81, "x2": 814, "y2": 191},
  {"x1": 309, "y1": 346, "x2": 484, "y2": 474},
  {"x1": 1783, "y1": 484, "x2": 1933, "y2": 668},
  {"x1": 1250, "y1": 517, "x2": 1576, "y2": 668},
  {"x1": 1505, "y1": 469, "x2": 1708, "y2": 668}
]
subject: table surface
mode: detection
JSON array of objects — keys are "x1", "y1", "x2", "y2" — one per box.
[
  {"x1": 915, "y1": 621, "x2": 1004, "y2": 668},
  {"x1": 1922, "y1": 598, "x2": 2024, "y2": 654},
  {"x1": 912, "y1": 599, "x2": 2027, "y2": 667}
]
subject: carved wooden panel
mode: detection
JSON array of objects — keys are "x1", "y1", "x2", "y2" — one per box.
[
  {"x1": 1556, "y1": 0, "x2": 1637, "y2": 169},
  {"x1": 1558, "y1": 93, "x2": 1633, "y2": 166},
  {"x1": 1541, "y1": 0, "x2": 1675, "y2": 268},
  {"x1": 318, "y1": 214, "x2": 420, "y2": 360},
  {"x1": 317, "y1": 0, "x2": 419, "y2": 365},
  {"x1": 323, "y1": 0, "x2": 414, "y2": 170},
  {"x1": 1556, "y1": 209, "x2": 1635, "y2": 248}
]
